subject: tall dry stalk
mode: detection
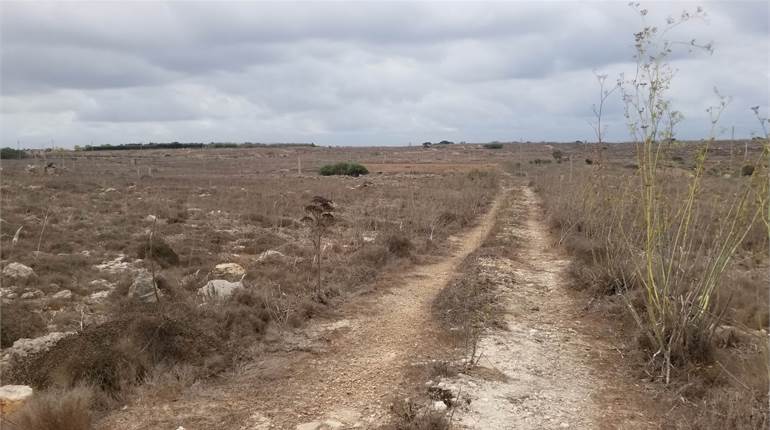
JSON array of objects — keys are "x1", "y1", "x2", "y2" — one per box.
[{"x1": 619, "y1": 4, "x2": 768, "y2": 381}]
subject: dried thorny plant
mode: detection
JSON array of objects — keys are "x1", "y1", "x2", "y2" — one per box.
[{"x1": 301, "y1": 195, "x2": 335, "y2": 296}]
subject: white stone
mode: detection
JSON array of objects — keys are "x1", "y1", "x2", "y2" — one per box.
[
  {"x1": 0, "y1": 385, "x2": 33, "y2": 414},
  {"x1": 20, "y1": 289, "x2": 44, "y2": 300},
  {"x1": 2, "y1": 262, "x2": 35, "y2": 280},
  {"x1": 295, "y1": 420, "x2": 344, "y2": 430},
  {"x1": 94, "y1": 255, "x2": 138, "y2": 275},
  {"x1": 88, "y1": 290, "x2": 111, "y2": 302},
  {"x1": 198, "y1": 279, "x2": 243, "y2": 300},
  {"x1": 89, "y1": 279, "x2": 115, "y2": 290},
  {"x1": 0, "y1": 385, "x2": 33, "y2": 402},
  {"x1": 52, "y1": 289, "x2": 72, "y2": 299},
  {"x1": 9, "y1": 332, "x2": 74, "y2": 358},
  {"x1": 257, "y1": 249, "x2": 285, "y2": 262},
  {"x1": 432, "y1": 401, "x2": 448, "y2": 412}
]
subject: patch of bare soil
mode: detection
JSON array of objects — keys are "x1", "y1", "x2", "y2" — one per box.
[
  {"x1": 96, "y1": 188, "x2": 506, "y2": 429},
  {"x1": 442, "y1": 186, "x2": 657, "y2": 429}
]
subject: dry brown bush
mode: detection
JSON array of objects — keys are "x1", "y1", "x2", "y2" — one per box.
[
  {"x1": 135, "y1": 235, "x2": 179, "y2": 268},
  {"x1": 385, "y1": 232, "x2": 414, "y2": 258},
  {"x1": 12, "y1": 386, "x2": 93, "y2": 430},
  {"x1": 385, "y1": 398, "x2": 449, "y2": 430}
]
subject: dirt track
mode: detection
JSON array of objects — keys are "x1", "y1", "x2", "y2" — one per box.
[{"x1": 99, "y1": 183, "x2": 654, "y2": 429}]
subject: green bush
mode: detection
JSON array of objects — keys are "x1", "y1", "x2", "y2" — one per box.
[
  {"x1": 319, "y1": 162, "x2": 369, "y2": 176},
  {"x1": 0, "y1": 147, "x2": 27, "y2": 159},
  {"x1": 483, "y1": 143, "x2": 504, "y2": 149}
]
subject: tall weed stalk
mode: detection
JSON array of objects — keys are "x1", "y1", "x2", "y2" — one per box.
[{"x1": 620, "y1": 4, "x2": 768, "y2": 381}]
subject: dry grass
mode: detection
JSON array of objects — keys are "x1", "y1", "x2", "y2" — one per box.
[
  {"x1": 384, "y1": 398, "x2": 449, "y2": 430},
  {"x1": 529, "y1": 140, "x2": 769, "y2": 427},
  {"x1": 10, "y1": 386, "x2": 93, "y2": 430},
  {"x1": 0, "y1": 146, "x2": 502, "y2": 421}
]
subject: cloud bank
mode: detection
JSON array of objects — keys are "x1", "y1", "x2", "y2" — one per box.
[{"x1": 1, "y1": 1, "x2": 768, "y2": 148}]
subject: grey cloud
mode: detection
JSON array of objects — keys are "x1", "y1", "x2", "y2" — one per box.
[{"x1": 1, "y1": 1, "x2": 768, "y2": 148}]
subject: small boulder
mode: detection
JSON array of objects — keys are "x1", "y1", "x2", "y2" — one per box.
[
  {"x1": 128, "y1": 270, "x2": 160, "y2": 302},
  {"x1": 89, "y1": 279, "x2": 115, "y2": 290},
  {"x1": 0, "y1": 385, "x2": 33, "y2": 415},
  {"x1": 2, "y1": 263, "x2": 35, "y2": 281},
  {"x1": 211, "y1": 263, "x2": 246, "y2": 281},
  {"x1": 20, "y1": 289, "x2": 44, "y2": 300},
  {"x1": 88, "y1": 290, "x2": 111, "y2": 302},
  {"x1": 257, "y1": 250, "x2": 286, "y2": 262},
  {"x1": 198, "y1": 279, "x2": 243, "y2": 300},
  {"x1": 295, "y1": 420, "x2": 344, "y2": 430},
  {"x1": 431, "y1": 401, "x2": 448, "y2": 412},
  {"x1": 9, "y1": 332, "x2": 74, "y2": 359},
  {"x1": 51, "y1": 289, "x2": 72, "y2": 299}
]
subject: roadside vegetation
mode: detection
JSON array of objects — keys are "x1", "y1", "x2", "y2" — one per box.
[{"x1": 531, "y1": 4, "x2": 769, "y2": 427}]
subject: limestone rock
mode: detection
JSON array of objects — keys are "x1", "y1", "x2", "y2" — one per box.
[
  {"x1": 88, "y1": 290, "x2": 111, "y2": 302},
  {"x1": 257, "y1": 250, "x2": 286, "y2": 262},
  {"x1": 94, "y1": 255, "x2": 140, "y2": 275},
  {"x1": 2, "y1": 263, "x2": 35, "y2": 281},
  {"x1": 432, "y1": 401, "x2": 448, "y2": 412},
  {"x1": 52, "y1": 289, "x2": 72, "y2": 299},
  {"x1": 198, "y1": 279, "x2": 243, "y2": 300},
  {"x1": 20, "y1": 289, "x2": 44, "y2": 300},
  {"x1": 0, "y1": 385, "x2": 33, "y2": 415},
  {"x1": 295, "y1": 420, "x2": 344, "y2": 430},
  {"x1": 8, "y1": 332, "x2": 74, "y2": 358},
  {"x1": 211, "y1": 263, "x2": 246, "y2": 281},
  {"x1": 128, "y1": 270, "x2": 159, "y2": 302}
]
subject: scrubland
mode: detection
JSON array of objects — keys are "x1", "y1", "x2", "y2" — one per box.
[
  {"x1": 0, "y1": 145, "x2": 501, "y2": 427},
  {"x1": 529, "y1": 140, "x2": 769, "y2": 428},
  {"x1": 0, "y1": 130, "x2": 767, "y2": 430}
]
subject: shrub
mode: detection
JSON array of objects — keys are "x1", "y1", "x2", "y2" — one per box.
[
  {"x1": 1, "y1": 303, "x2": 46, "y2": 347},
  {"x1": 13, "y1": 386, "x2": 93, "y2": 430},
  {"x1": 483, "y1": 143, "x2": 503, "y2": 149},
  {"x1": 386, "y1": 233, "x2": 414, "y2": 258},
  {"x1": 318, "y1": 162, "x2": 369, "y2": 177},
  {"x1": 0, "y1": 147, "x2": 27, "y2": 159},
  {"x1": 135, "y1": 236, "x2": 179, "y2": 267},
  {"x1": 387, "y1": 398, "x2": 449, "y2": 430},
  {"x1": 5, "y1": 303, "x2": 221, "y2": 394},
  {"x1": 741, "y1": 164, "x2": 755, "y2": 176}
]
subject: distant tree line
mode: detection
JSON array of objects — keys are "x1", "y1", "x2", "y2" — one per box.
[
  {"x1": 77, "y1": 142, "x2": 316, "y2": 151},
  {"x1": 0, "y1": 147, "x2": 28, "y2": 159}
]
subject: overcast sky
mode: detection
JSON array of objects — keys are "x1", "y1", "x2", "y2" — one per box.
[{"x1": 1, "y1": 1, "x2": 768, "y2": 148}]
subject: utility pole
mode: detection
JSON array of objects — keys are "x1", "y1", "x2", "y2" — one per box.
[{"x1": 730, "y1": 126, "x2": 735, "y2": 166}]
